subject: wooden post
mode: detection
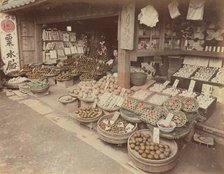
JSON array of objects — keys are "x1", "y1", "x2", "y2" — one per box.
[{"x1": 117, "y1": 0, "x2": 135, "y2": 88}]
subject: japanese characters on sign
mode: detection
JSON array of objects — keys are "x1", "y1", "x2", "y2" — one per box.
[{"x1": 0, "y1": 13, "x2": 20, "y2": 73}]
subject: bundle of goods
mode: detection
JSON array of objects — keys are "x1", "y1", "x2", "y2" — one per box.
[
  {"x1": 163, "y1": 97, "x2": 182, "y2": 112},
  {"x1": 147, "y1": 94, "x2": 170, "y2": 106},
  {"x1": 140, "y1": 108, "x2": 161, "y2": 126},
  {"x1": 97, "y1": 92, "x2": 122, "y2": 111},
  {"x1": 128, "y1": 130, "x2": 178, "y2": 173},
  {"x1": 191, "y1": 67, "x2": 217, "y2": 81},
  {"x1": 28, "y1": 80, "x2": 49, "y2": 93},
  {"x1": 8, "y1": 77, "x2": 29, "y2": 84},
  {"x1": 162, "y1": 87, "x2": 180, "y2": 96},
  {"x1": 97, "y1": 113, "x2": 137, "y2": 144},
  {"x1": 73, "y1": 106, "x2": 102, "y2": 123},
  {"x1": 173, "y1": 65, "x2": 198, "y2": 78},
  {"x1": 58, "y1": 95, "x2": 77, "y2": 104},
  {"x1": 6, "y1": 77, "x2": 29, "y2": 89},
  {"x1": 211, "y1": 67, "x2": 224, "y2": 84},
  {"x1": 181, "y1": 97, "x2": 199, "y2": 113}
]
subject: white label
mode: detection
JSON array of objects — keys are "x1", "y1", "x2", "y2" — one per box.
[
  {"x1": 126, "y1": 123, "x2": 135, "y2": 132},
  {"x1": 205, "y1": 46, "x2": 209, "y2": 51},
  {"x1": 110, "y1": 111, "x2": 120, "y2": 125},
  {"x1": 172, "y1": 79, "x2": 179, "y2": 89},
  {"x1": 163, "y1": 113, "x2": 174, "y2": 126},
  {"x1": 92, "y1": 99, "x2": 98, "y2": 108},
  {"x1": 188, "y1": 80, "x2": 196, "y2": 93},
  {"x1": 153, "y1": 127, "x2": 160, "y2": 144},
  {"x1": 213, "y1": 46, "x2": 217, "y2": 52},
  {"x1": 105, "y1": 126, "x2": 111, "y2": 131},
  {"x1": 217, "y1": 47, "x2": 221, "y2": 52},
  {"x1": 102, "y1": 119, "x2": 109, "y2": 125},
  {"x1": 163, "y1": 81, "x2": 170, "y2": 87}
]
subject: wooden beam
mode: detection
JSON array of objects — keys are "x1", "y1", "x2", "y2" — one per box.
[{"x1": 117, "y1": 0, "x2": 135, "y2": 88}]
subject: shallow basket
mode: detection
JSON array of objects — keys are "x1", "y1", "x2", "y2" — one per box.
[
  {"x1": 130, "y1": 72, "x2": 147, "y2": 86},
  {"x1": 30, "y1": 85, "x2": 50, "y2": 94},
  {"x1": 58, "y1": 95, "x2": 77, "y2": 104},
  {"x1": 72, "y1": 108, "x2": 103, "y2": 123},
  {"x1": 97, "y1": 114, "x2": 138, "y2": 144},
  {"x1": 181, "y1": 97, "x2": 199, "y2": 113},
  {"x1": 120, "y1": 108, "x2": 142, "y2": 123}
]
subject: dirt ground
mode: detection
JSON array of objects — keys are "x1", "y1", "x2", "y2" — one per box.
[{"x1": 0, "y1": 87, "x2": 224, "y2": 174}]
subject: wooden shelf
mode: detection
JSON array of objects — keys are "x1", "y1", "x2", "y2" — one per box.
[{"x1": 136, "y1": 50, "x2": 224, "y2": 58}]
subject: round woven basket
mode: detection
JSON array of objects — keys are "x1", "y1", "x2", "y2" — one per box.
[
  {"x1": 97, "y1": 114, "x2": 138, "y2": 144},
  {"x1": 72, "y1": 108, "x2": 103, "y2": 123},
  {"x1": 128, "y1": 129, "x2": 178, "y2": 173},
  {"x1": 130, "y1": 72, "x2": 147, "y2": 86},
  {"x1": 30, "y1": 85, "x2": 50, "y2": 94}
]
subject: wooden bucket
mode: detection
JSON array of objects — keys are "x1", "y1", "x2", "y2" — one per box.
[
  {"x1": 128, "y1": 129, "x2": 178, "y2": 173},
  {"x1": 97, "y1": 114, "x2": 138, "y2": 144}
]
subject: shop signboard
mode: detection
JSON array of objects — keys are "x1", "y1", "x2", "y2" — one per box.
[
  {"x1": 0, "y1": 13, "x2": 20, "y2": 73},
  {"x1": 120, "y1": 2, "x2": 135, "y2": 50}
]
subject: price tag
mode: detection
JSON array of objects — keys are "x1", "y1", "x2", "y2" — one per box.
[
  {"x1": 104, "y1": 81, "x2": 110, "y2": 91},
  {"x1": 153, "y1": 127, "x2": 160, "y2": 144},
  {"x1": 172, "y1": 79, "x2": 179, "y2": 89},
  {"x1": 163, "y1": 81, "x2": 170, "y2": 87},
  {"x1": 92, "y1": 99, "x2": 98, "y2": 108},
  {"x1": 188, "y1": 80, "x2": 196, "y2": 93},
  {"x1": 162, "y1": 113, "x2": 174, "y2": 126},
  {"x1": 106, "y1": 59, "x2": 114, "y2": 65},
  {"x1": 126, "y1": 123, "x2": 135, "y2": 132},
  {"x1": 110, "y1": 111, "x2": 120, "y2": 125}
]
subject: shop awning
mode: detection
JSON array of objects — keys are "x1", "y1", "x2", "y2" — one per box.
[{"x1": 0, "y1": 0, "x2": 37, "y2": 12}]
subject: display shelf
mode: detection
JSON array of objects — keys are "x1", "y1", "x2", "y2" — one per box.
[{"x1": 136, "y1": 50, "x2": 224, "y2": 58}]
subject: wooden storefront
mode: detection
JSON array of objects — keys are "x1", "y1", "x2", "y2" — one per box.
[{"x1": 1, "y1": 0, "x2": 224, "y2": 89}]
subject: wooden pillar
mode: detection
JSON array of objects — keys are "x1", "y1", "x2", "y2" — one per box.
[
  {"x1": 117, "y1": 0, "x2": 135, "y2": 89},
  {"x1": 118, "y1": 50, "x2": 131, "y2": 88}
]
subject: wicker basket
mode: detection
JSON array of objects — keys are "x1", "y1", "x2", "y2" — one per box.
[
  {"x1": 58, "y1": 95, "x2": 77, "y2": 104},
  {"x1": 97, "y1": 114, "x2": 138, "y2": 144},
  {"x1": 130, "y1": 72, "x2": 147, "y2": 86},
  {"x1": 72, "y1": 108, "x2": 103, "y2": 123},
  {"x1": 120, "y1": 108, "x2": 142, "y2": 123},
  {"x1": 181, "y1": 97, "x2": 199, "y2": 113},
  {"x1": 128, "y1": 129, "x2": 178, "y2": 173},
  {"x1": 30, "y1": 85, "x2": 50, "y2": 94}
]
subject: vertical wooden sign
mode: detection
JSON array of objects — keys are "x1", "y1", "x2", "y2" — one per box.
[
  {"x1": 120, "y1": 1, "x2": 135, "y2": 50},
  {"x1": 0, "y1": 13, "x2": 20, "y2": 73}
]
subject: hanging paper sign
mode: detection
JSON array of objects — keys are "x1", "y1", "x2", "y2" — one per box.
[{"x1": 0, "y1": 14, "x2": 20, "y2": 73}]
